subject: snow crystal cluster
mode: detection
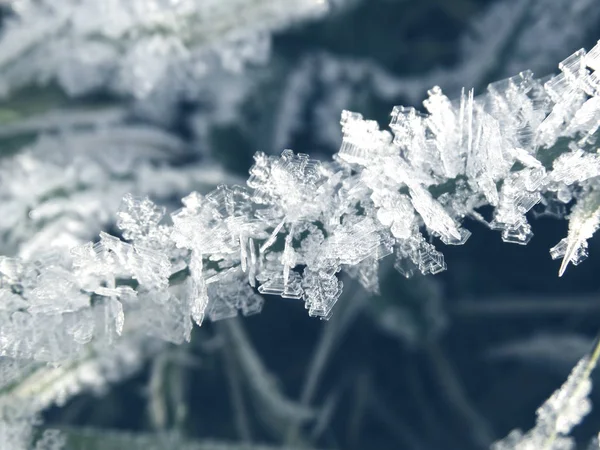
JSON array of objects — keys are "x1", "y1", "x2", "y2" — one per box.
[
  {"x1": 2, "y1": 42, "x2": 600, "y2": 368},
  {"x1": 0, "y1": 0, "x2": 332, "y2": 99},
  {"x1": 337, "y1": 41, "x2": 600, "y2": 278}
]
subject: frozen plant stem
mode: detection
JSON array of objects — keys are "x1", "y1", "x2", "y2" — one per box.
[
  {"x1": 221, "y1": 318, "x2": 315, "y2": 438},
  {"x1": 452, "y1": 294, "x2": 600, "y2": 318}
]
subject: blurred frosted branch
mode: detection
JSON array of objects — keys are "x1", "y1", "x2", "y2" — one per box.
[
  {"x1": 0, "y1": 330, "x2": 163, "y2": 450},
  {"x1": 453, "y1": 294, "x2": 600, "y2": 318},
  {"x1": 424, "y1": 339, "x2": 494, "y2": 448},
  {"x1": 0, "y1": 0, "x2": 338, "y2": 100},
  {"x1": 217, "y1": 325, "x2": 253, "y2": 442},
  {"x1": 493, "y1": 336, "x2": 600, "y2": 449},
  {"x1": 0, "y1": 106, "x2": 127, "y2": 138},
  {"x1": 0, "y1": 112, "x2": 243, "y2": 258}
]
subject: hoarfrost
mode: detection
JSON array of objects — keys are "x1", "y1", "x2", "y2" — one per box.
[{"x1": 2, "y1": 36, "x2": 600, "y2": 450}]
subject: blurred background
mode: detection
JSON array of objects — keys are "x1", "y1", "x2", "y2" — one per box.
[{"x1": 1, "y1": 0, "x2": 600, "y2": 448}]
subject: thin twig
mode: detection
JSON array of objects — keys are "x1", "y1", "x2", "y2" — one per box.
[
  {"x1": 222, "y1": 317, "x2": 314, "y2": 440},
  {"x1": 148, "y1": 353, "x2": 169, "y2": 430},
  {"x1": 285, "y1": 277, "x2": 367, "y2": 445},
  {"x1": 300, "y1": 275, "x2": 379, "y2": 407}
]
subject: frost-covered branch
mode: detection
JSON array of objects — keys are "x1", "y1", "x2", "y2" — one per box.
[{"x1": 2, "y1": 41, "x2": 600, "y2": 363}]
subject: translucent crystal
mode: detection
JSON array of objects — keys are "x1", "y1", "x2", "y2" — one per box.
[
  {"x1": 338, "y1": 111, "x2": 395, "y2": 167},
  {"x1": 551, "y1": 149, "x2": 600, "y2": 186},
  {"x1": 116, "y1": 193, "x2": 166, "y2": 241},
  {"x1": 550, "y1": 238, "x2": 568, "y2": 260},
  {"x1": 408, "y1": 187, "x2": 463, "y2": 244},
  {"x1": 394, "y1": 237, "x2": 446, "y2": 277},
  {"x1": 439, "y1": 227, "x2": 472, "y2": 246},
  {"x1": 344, "y1": 257, "x2": 380, "y2": 294},
  {"x1": 416, "y1": 242, "x2": 447, "y2": 275},
  {"x1": 585, "y1": 41, "x2": 600, "y2": 72},
  {"x1": 29, "y1": 268, "x2": 90, "y2": 314},
  {"x1": 258, "y1": 271, "x2": 303, "y2": 300},
  {"x1": 556, "y1": 188, "x2": 600, "y2": 276},
  {"x1": 206, "y1": 271, "x2": 264, "y2": 321},
  {"x1": 302, "y1": 268, "x2": 343, "y2": 319},
  {"x1": 559, "y1": 49, "x2": 587, "y2": 81},
  {"x1": 501, "y1": 222, "x2": 533, "y2": 245},
  {"x1": 137, "y1": 290, "x2": 191, "y2": 344},
  {"x1": 188, "y1": 251, "x2": 208, "y2": 326},
  {"x1": 94, "y1": 232, "x2": 171, "y2": 290},
  {"x1": 423, "y1": 86, "x2": 464, "y2": 178},
  {"x1": 319, "y1": 218, "x2": 389, "y2": 266},
  {"x1": 394, "y1": 255, "x2": 418, "y2": 278}
]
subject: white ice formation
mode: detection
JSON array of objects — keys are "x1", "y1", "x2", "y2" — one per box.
[{"x1": 2, "y1": 42, "x2": 600, "y2": 367}]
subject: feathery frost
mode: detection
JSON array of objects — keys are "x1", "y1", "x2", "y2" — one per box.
[{"x1": 1, "y1": 42, "x2": 600, "y2": 363}]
